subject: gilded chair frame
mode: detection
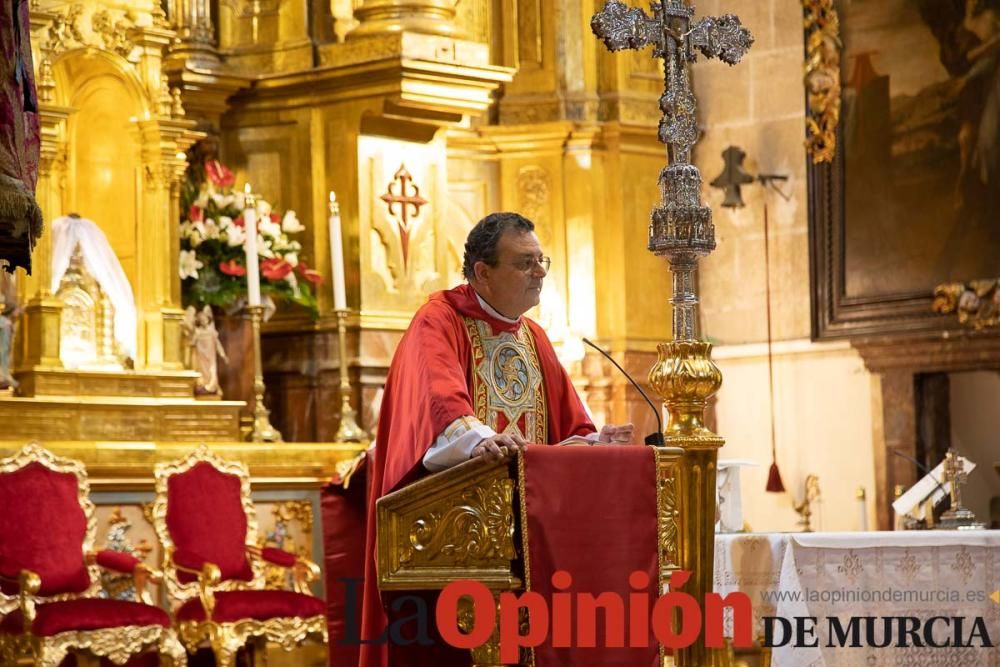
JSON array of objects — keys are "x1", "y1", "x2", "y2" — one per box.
[
  {"x1": 0, "y1": 443, "x2": 186, "y2": 667},
  {"x1": 151, "y1": 445, "x2": 327, "y2": 666}
]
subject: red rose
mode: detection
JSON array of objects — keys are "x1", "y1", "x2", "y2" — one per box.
[
  {"x1": 269, "y1": 212, "x2": 280, "y2": 223},
  {"x1": 205, "y1": 160, "x2": 235, "y2": 188},
  {"x1": 261, "y1": 257, "x2": 293, "y2": 281},
  {"x1": 295, "y1": 261, "x2": 323, "y2": 285},
  {"x1": 233, "y1": 215, "x2": 245, "y2": 227},
  {"x1": 219, "y1": 259, "x2": 247, "y2": 276},
  {"x1": 188, "y1": 205, "x2": 203, "y2": 222}
]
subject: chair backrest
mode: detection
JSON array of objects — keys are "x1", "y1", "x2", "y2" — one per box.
[
  {"x1": 0, "y1": 444, "x2": 99, "y2": 604},
  {"x1": 153, "y1": 445, "x2": 263, "y2": 604}
]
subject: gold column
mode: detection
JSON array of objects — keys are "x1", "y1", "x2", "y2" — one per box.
[
  {"x1": 15, "y1": 101, "x2": 72, "y2": 373},
  {"x1": 348, "y1": 0, "x2": 465, "y2": 39},
  {"x1": 166, "y1": 0, "x2": 218, "y2": 64},
  {"x1": 134, "y1": 111, "x2": 198, "y2": 369},
  {"x1": 649, "y1": 341, "x2": 723, "y2": 666}
]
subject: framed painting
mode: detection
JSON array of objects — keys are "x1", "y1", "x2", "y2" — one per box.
[{"x1": 806, "y1": 0, "x2": 1000, "y2": 338}]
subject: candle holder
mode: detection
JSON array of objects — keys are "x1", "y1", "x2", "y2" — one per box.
[
  {"x1": 793, "y1": 474, "x2": 821, "y2": 532},
  {"x1": 334, "y1": 309, "x2": 367, "y2": 442},
  {"x1": 247, "y1": 305, "x2": 282, "y2": 442}
]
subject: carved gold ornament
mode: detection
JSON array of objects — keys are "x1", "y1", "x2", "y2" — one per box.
[
  {"x1": 933, "y1": 279, "x2": 1000, "y2": 330},
  {"x1": 654, "y1": 448, "x2": 682, "y2": 576},
  {"x1": 802, "y1": 0, "x2": 842, "y2": 164},
  {"x1": 8, "y1": 625, "x2": 187, "y2": 667},
  {"x1": 400, "y1": 477, "x2": 516, "y2": 566},
  {"x1": 177, "y1": 615, "x2": 328, "y2": 664}
]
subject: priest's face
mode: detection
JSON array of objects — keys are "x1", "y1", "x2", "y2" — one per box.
[{"x1": 474, "y1": 230, "x2": 547, "y2": 319}]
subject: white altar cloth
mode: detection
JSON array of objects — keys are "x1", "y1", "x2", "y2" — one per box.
[{"x1": 714, "y1": 531, "x2": 999, "y2": 666}]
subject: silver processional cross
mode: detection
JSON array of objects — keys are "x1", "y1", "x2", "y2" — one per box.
[{"x1": 591, "y1": 1, "x2": 752, "y2": 341}]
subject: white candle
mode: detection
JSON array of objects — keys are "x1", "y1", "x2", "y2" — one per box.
[
  {"x1": 244, "y1": 183, "x2": 261, "y2": 307},
  {"x1": 328, "y1": 191, "x2": 347, "y2": 311}
]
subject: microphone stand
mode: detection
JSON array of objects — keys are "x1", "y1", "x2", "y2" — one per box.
[{"x1": 582, "y1": 338, "x2": 665, "y2": 446}]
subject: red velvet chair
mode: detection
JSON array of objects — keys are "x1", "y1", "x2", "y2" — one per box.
[
  {"x1": 0, "y1": 443, "x2": 186, "y2": 667},
  {"x1": 151, "y1": 445, "x2": 327, "y2": 666}
]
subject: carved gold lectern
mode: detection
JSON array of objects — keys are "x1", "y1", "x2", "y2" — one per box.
[{"x1": 377, "y1": 446, "x2": 685, "y2": 666}]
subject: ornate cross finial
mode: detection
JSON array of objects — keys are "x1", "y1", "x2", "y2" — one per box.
[
  {"x1": 592, "y1": 1, "x2": 752, "y2": 341},
  {"x1": 592, "y1": 1, "x2": 752, "y2": 161}
]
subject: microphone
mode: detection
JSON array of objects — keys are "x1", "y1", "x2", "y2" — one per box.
[{"x1": 581, "y1": 338, "x2": 665, "y2": 447}]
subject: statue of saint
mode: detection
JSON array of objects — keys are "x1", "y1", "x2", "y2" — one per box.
[
  {"x1": 183, "y1": 305, "x2": 228, "y2": 395},
  {"x1": 0, "y1": 295, "x2": 22, "y2": 389}
]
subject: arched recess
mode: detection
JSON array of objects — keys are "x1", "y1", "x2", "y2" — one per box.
[{"x1": 51, "y1": 48, "x2": 151, "y2": 297}]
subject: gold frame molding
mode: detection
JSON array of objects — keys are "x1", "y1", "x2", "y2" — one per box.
[
  {"x1": 151, "y1": 445, "x2": 327, "y2": 666},
  {"x1": 0, "y1": 443, "x2": 186, "y2": 667},
  {"x1": 802, "y1": 0, "x2": 841, "y2": 164}
]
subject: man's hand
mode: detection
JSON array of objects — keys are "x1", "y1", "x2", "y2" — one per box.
[
  {"x1": 598, "y1": 423, "x2": 634, "y2": 444},
  {"x1": 471, "y1": 433, "x2": 528, "y2": 462}
]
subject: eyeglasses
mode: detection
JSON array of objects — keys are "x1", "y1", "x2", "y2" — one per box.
[{"x1": 507, "y1": 256, "x2": 551, "y2": 273}]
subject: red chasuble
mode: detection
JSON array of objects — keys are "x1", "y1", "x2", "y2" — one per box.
[{"x1": 359, "y1": 284, "x2": 595, "y2": 667}]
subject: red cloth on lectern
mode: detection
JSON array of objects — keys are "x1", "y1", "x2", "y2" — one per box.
[
  {"x1": 358, "y1": 284, "x2": 595, "y2": 667},
  {"x1": 520, "y1": 445, "x2": 659, "y2": 667}
]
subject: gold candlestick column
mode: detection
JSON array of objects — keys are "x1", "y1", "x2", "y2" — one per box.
[
  {"x1": 335, "y1": 309, "x2": 367, "y2": 442},
  {"x1": 591, "y1": 3, "x2": 753, "y2": 665},
  {"x1": 247, "y1": 305, "x2": 282, "y2": 442}
]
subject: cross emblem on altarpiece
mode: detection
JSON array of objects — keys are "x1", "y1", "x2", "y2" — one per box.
[{"x1": 379, "y1": 164, "x2": 428, "y2": 270}]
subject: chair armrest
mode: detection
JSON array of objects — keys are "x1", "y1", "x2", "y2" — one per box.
[
  {"x1": 168, "y1": 548, "x2": 222, "y2": 620},
  {"x1": 246, "y1": 544, "x2": 321, "y2": 594},
  {"x1": 0, "y1": 569, "x2": 40, "y2": 632},
  {"x1": 86, "y1": 550, "x2": 162, "y2": 605}
]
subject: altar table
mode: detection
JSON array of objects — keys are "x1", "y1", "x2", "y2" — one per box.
[{"x1": 714, "y1": 530, "x2": 999, "y2": 666}]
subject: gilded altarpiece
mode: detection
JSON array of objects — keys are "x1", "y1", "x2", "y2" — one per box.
[{"x1": 19, "y1": 0, "x2": 198, "y2": 371}]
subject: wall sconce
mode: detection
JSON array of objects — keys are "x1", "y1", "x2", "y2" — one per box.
[{"x1": 709, "y1": 146, "x2": 789, "y2": 208}]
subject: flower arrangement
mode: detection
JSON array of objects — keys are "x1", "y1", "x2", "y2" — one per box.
[{"x1": 179, "y1": 159, "x2": 322, "y2": 315}]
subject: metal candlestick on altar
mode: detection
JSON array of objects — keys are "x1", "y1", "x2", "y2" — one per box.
[
  {"x1": 247, "y1": 305, "x2": 282, "y2": 442},
  {"x1": 334, "y1": 309, "x2": 367, "y2": 442}
]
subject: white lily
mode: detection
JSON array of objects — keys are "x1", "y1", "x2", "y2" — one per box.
[
  {"x1": 258, "y1": 218, "x2": 282, "y2": 239},
  {"x1": 179, "y1": 249, "x2": 203, "y2": 280},
  {"x1": 281, "y1": 210, "x2": 305, "y2": 233},
  {"x1": 225, "y1": 224, "x2": 246, "y2": 247}
]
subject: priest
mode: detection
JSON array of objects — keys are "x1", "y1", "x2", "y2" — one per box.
[{"x1": 359, "y1": 211, "x2": 634, "y2": 666}]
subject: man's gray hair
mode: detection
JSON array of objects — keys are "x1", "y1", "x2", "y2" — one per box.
[{"x1": 462, "y1": 212, "x2": 535, "y2": 281}]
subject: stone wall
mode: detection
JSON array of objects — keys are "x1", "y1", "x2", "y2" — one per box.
[{"x1": 693, "y1": 0, "x2": 880, "y2": 531}]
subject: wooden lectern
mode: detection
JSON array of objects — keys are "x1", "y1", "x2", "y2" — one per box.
[{"x1": 376, "y1": 446, "x2": 685, "y2": 666}]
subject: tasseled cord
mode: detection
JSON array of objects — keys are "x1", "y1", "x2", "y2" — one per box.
[{"x1": 762, "y1": 199, "x2": 785, "y2": 493}]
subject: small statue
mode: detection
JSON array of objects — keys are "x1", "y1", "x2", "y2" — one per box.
[
  {"x1": 182, "y1": 305, "x2": 228, "y2": 395},
  {"x1": 0, "y1": 295, "x2": 22, "y2": 390}
]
